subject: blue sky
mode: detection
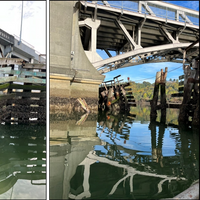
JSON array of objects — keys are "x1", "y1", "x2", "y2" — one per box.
[{"x1": 97, "y1": 1, "x2": 199, "y2": 83}]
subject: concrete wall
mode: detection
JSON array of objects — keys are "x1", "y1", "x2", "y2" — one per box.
[
  {"x1": 50, "y1": 1, "x2": 73, "y2": 70},
  {"x1": 50, "y1": 1, "x2": 104, "y2": 100}
]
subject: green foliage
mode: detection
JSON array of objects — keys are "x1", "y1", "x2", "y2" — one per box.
[
  {"x1": 128, "y1": 80, "x2": 182, "y2": 102},
  {"x1": 130, "y1": 105, "x2": 179, "y2": 125}
]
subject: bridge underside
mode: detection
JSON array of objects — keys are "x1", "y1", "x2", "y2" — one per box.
[{"x1": 78, "y1": 1, "x2": 199, "y2": 74}]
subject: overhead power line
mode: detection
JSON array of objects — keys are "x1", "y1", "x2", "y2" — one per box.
[{"x1": 132, "y1": 64, "x2": 183, "y2": 83}]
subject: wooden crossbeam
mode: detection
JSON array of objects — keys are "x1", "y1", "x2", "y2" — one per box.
[
  {"x1": 0, "y1": 76, "x2": 17, "y2": 84},
  {"x1": 171, "y1": 93, "x2": 184, "y2": 97},
  {"x1": 0, "y1": 58, "x2": 23, "y2": 65},
  {"x1": 0, "y1": 67, "x2": 12, "y2": 73},
  {"x1": 15, "y1": 92, "x2": 46, "y2": 98},
  {"x1": 0, "y1": 76, "x2": 46, "y2": 84},
  {"x1": 22, "y1": 63, "x2": 46, "y2": 70},
  {"x1": 179, "y1": 75, "x2": 184, "y2": 79},
  {"x1": 8, "y1": 84, "x2": 46, "y2": 91},
  {"x1": 0, "y1": 83, "x2": 10, "y2": 91},
  {"x1": 0, "y1": 93, "x2": 16, "y2": 101},
  {"x1": 2, "y1": 70, "x2": 46, "y2": 77}
]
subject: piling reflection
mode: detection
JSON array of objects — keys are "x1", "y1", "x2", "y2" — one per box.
[
  {"x1": 50, "y1": 108, "x2": 199, "y2": 199},
  {"x1": 0, "y1": 124, "x2": 46, "y2": 199}
]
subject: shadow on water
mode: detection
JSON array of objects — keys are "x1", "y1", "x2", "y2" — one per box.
[
  {"x1": 0, "y1": 124, "x2": 46, "y2": 199},
  {"x1": 50, "y1": 106, "x2": 199, "y2": 200}
]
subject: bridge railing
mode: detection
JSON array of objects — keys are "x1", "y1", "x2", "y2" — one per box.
[
  {"x1": 13, "y1": 34, "x2": 35, "y2": 49},
  {"x1": 87, "y1": 1, "x2": 199, "y2": 26}
]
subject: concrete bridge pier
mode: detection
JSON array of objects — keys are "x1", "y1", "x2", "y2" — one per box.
[{"x1": 50, "y1": 1, "x2": 104, "y2": 111}]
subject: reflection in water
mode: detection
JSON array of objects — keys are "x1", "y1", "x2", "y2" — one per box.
[
  {"x1": 50, "y1": 107, "x2": 199, "y2": 199},
  {"x1": 0, "y1": 124, "x2": 46, "y2": 199}
]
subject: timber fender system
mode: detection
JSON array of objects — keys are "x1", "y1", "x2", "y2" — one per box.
[{"x1": 50, "y1": 1, "x2": 104, "y2": 112}]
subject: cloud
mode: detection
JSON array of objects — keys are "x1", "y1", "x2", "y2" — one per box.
[
  {"x1": 183, "y1": 1, "x2": 199, "y2": 10},
  {"x1": 9, "y1": 5, "x2": 17, "y2": 11},
  {"x1": 23, "y1": 1, "x2": 40, "y2": 19},
  {"x1": 0, "y1": 1, "x2": 45, "y2": 53},
  {"x1": 137, "y1": 63, "x2": 169, "y2": 74},
  {"x1": 164, "y1": 1, "x2": 199, "y2": 11}
]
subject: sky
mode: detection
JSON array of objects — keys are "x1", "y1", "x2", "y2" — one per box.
[
  {"x1": 0, "y1": 1, "x2": 46, "y2": 54},
  {"x1": 98, "y1": 1, "x2": 199, "y2": 83}
]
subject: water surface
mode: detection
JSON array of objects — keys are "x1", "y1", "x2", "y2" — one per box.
[
  {"x1": 0, "y1": 124, "x2": 46, "y2": 199},
  {"x1": 50, "y1": 107, "x2": 199, "y2": 199}
]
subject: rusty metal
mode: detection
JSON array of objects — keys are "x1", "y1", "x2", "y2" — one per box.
[
  {"x1": 185, "y1": 38, "x2": 199, "y2": 52},
  {"x1": 99, "y1": 75, "x2": 135, "y2": 112}
]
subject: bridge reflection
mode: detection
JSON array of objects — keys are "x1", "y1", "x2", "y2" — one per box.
[
  {"x1": 67, "y1": 110, "x2": 199, "y2": 199},
  {"x1": 49, "y1": 109, "x2": 198, "y2": 199},
  {"x1": 0, "y1": 124, "x2": 46, "y2": 199}
]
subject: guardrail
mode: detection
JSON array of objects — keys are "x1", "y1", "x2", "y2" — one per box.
[
  {"x1": 13, "y1": 34, "x2": 35, "y2": 49},
  {"x1": 88, "y1": 1, "x2": 199, "y2": 26}
]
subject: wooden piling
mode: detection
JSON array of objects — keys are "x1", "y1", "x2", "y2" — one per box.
[
  {"x1": 160, "y1": 67, "x2": 167, "y2": 123},
  {"x1": 178, "y1": 65, "x2": 196, "y2": 124},
  {"x1": 0, "y1": 59, "x2": 46, "y2": 124},
  {"x1": 150, "y1": 68, "x2": 168, "y2": 122},
  {"x1": 191, "y1": 59, "x2": 199, "y2": 127},
  {"x1": 150, "y1": 77, "x2": 159, "y2": 120}
]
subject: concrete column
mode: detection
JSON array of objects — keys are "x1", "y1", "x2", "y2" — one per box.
[
  {"x1": 4, "y1": 45, "x2": 13, "y2": 58},
  {"x1": 30, "y1": 58, "x2": 34, "y2": 64},
  {"x1": 83, "y1": 18, "x2": 100, "y2": 52},
  {"x1": 138, "y1": 27, "x2": 141, "y2": 46},
  {"x1": 176, "y1": 11, "x2": 179, "y2": 21},
  {"x1": 138, "y1": 2, "x2": 142, "y2": 13},
  {"x1": 91, "y1": 27, "x2": 97, "y2": 52},
  {"x1": 132, "y1": 26, "x2": 135, "y2": 50}
]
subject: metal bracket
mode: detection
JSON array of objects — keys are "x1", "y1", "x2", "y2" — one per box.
[
  {"x1": 84, "y1": 1, "x2": 87, "y2": 13},
  {"x1": 118, "y1": 8, "x2": 123, "y2": 20},
  {"x1": 177, "y1": 21, "x2": 187, "y2": 38},
  {"x1": 139, "y1": 15, "x2": 146, "y2": 30},
  {"x1": 70, "y1": 69, "x2": 77, "y2": 84}
]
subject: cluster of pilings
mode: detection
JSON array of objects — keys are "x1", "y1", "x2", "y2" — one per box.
[
  {"x1": 98, "y1": 75, "x2": 136, "y2": 113},
  {"x1": 178, "y1": 56, "x2": 199, "y2": 127},
  {"x1": 150, "y1": 55, "x2": 199, "y2": 128},
  {"x1": 0, "y1": 58, "x2": 46, "y2": 124},
  {"x1": 178, "y1": 40, "x2": 199, "y2": 128}
]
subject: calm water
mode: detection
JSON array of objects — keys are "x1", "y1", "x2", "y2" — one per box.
[
  {"x1": 50, "y1": 106, "x2": 199, "y2": 199},
  {"x1": 0, "y1": 124, "x2": 46, "y2": 199}
]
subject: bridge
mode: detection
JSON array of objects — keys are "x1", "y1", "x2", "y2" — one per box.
[
  {"x1": 79, "y1": 1, "x2": 199, "y2": 74},
  {"x1": 49, "y1": 1, "x2": 199, "y2": 109},
  {"x1": 0, "y1": 28, "x2": 45, "y2": 63}
]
